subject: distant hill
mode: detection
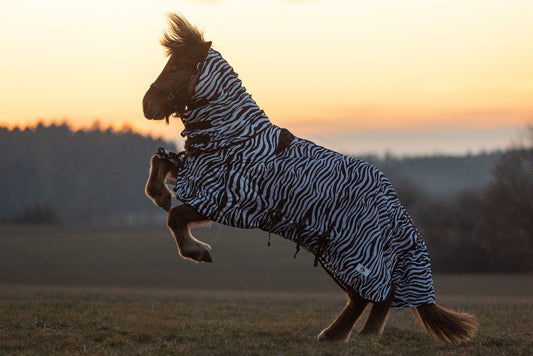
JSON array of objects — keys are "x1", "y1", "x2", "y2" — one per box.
[
  {"x1": 364, "y1": 152, "x2": 501, "y2": 198},
  {"x1": 0, "y1": 123, "x2": 499, "y2": 223}
]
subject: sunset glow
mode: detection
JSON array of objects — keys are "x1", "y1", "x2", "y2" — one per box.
[{"x1": 1, "y1": 0, "x2": 532, "y2": 155}]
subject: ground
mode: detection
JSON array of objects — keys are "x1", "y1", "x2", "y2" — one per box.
[{"x1": 0, "y1": 225, "x2": 532, "y2": 355}]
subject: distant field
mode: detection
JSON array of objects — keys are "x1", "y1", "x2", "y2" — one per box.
[
  {"x1": 1, "y1": 225, "x2": 532, "y2": 355},
  {"x1": 0, "y1": 224, "x2": 339, "y2": 292}
]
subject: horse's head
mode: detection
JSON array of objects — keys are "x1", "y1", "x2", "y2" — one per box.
[{"x1": 143, "y1": 14, "x2": 211, "y2": 122}]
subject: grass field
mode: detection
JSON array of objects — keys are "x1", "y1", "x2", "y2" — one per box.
[{"x1": 1, "y1": 225, "x2": 532, "y2": 355}]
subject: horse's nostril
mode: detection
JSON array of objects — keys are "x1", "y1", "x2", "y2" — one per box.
[
  {"x1": 142, "y1": 92, "x2": 154, "y2": 118},
  {"x1": 142, "y1": 102, "x2": 150, "y2": 118}
]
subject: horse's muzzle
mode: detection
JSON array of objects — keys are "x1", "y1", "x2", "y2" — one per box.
[{"x1": 142, "y1": 88, "x2": 167, "y2": 120}]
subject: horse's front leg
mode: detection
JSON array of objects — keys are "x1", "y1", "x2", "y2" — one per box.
[
  {"x1": 145, "y1": 154, "x2": 177, "y2": 211},
  {"x1": 167, "y1": 204, "x2": 212, "y2": 263}
]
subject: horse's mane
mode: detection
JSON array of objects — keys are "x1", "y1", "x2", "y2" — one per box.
[{"x1": 161, "y1": 13, "x2": 205, "y2": 57}]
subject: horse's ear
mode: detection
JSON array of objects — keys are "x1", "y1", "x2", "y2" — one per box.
[
  {"x1": 200, "y1": 41, "x2": 212, "y2": 57},
  {"x1": 189, "y1": 41, "x2": 212, "y2": 62}
]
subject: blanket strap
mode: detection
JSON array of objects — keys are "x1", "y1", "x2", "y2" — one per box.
[
  {"x1": 184, "y1": 120, "x2": 212, "y2": 131},
  {"x1": 187, "y1": 97, "x2": 210, "y2": 111},
  {"x1": 314, "y1": 229, "x2": 331, "y2": 267},
  {"x1": 293, "y1": 208, "x2": 315, "y2": 261},
  {"x1": 293, "y1": 245, "x2": 300, "y2": 259},
  {"x1": 155, "y1": 147, "x2": 186, "y2": 168},
  {"x1": 293, "y1": 221, "x2": 306, "y2": 259},
  {"x1": 187, "y1": 134, "x2": 210, "y2": 145}
]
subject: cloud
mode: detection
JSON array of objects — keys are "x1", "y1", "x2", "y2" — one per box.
[
  {"x1": 281, "y1": 0, "x2": 348, "y2": 2},
  {"x1": 157, "y1": 0, "x2": 226, "y2": 3},
  {"x1": 185, "y1": 0, "x2": 226, "y2": 3}
]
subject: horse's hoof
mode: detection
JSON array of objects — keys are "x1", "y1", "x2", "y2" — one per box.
[
  {"x1": 180, "y1": 245, "x2": 213, "y2": 263},
  {"x1": 201, "y1": 250, "x2": 213, "y2": 263},
  {"x1": 317, "y1": 329, "x2": 349, "y2": 343}
]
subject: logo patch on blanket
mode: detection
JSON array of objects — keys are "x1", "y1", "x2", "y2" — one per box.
[{"x1": 355, "y1": 263, "x2": 371, "y2": 277}]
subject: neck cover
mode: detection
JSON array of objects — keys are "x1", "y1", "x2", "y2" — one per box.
[
  {"x1": 164, "y1": 48, "x2": 435, "y2": 307},
  {"x1": 180, "y1": 49, "x2": 274, "y2": 154}
]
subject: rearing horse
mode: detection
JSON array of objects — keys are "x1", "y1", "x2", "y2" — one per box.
[{"x1": 142, "y1": 13, "x2": 478, "y2": 343}]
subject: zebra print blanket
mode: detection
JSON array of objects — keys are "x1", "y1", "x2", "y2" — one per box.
[{"x1": 163, "y1": 49, "x2": 435, "y2": 307}]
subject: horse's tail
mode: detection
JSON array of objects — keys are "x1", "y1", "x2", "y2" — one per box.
[{"x1": 412, "y1": 303, "x2": 478, "y2": 343}]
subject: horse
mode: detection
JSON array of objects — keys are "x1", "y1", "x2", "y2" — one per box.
[{"x1": 142, "y1": 13, "x2": 478, "y2": 343}]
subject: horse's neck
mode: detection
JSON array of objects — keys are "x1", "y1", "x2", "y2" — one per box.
[
  {"x1": 184, "y1": 91, "x2": 270, "y2": 132},
  {"x1": 183, "y1": 50, "x2": 271, "y2": 133}
]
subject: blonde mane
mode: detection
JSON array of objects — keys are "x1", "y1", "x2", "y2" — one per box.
[{"x1": 161, "y1": 13, "x2": 205, "y2": 57}]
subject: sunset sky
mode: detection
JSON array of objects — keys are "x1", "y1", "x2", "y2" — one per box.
[{"x1": 1, "y1": 0, "x2": 532, "y2": 155}]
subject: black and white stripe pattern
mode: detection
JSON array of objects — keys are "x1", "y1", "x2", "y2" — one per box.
[{"x1": 169, "y1": 49, "x2": 435, "y2": 307}]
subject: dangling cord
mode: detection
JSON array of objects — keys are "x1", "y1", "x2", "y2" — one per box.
[
  {"x1": 267, "y1": 232, "x2": 271, "y2": 247},
  {"x1": 293, "y1": 222, "x2": 305, "y2": 259},
  {"x1": 293, "y1": 241, "x2": 301, "y2": 259},
  {"x1": 313, "y1": 229, "x2": 331, "y2": 267}
]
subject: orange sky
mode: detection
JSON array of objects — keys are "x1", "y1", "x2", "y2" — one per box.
[{"x1": 1, "y1": 0, "x2": 532, "y2": 155}]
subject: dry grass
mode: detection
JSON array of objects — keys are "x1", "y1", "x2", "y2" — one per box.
[
  {"x1": 1, "y1": 225, "x2": 532, "y2": 355},
  {"x1": 1, "y1": 286, "x2": 532, "y2": 355}
]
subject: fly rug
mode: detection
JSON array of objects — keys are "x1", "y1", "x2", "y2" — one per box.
[{"x1": 142, "y1": 13, "x2": 478, "y2": 343}]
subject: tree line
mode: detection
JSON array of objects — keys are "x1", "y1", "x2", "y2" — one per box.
[
  {"x1": 0, "y1": 123, "x2": 176, "y2": 224},
  {"x1": 1, "y1": 123, "x2": 531, "y2": 272},
  {"x1": 391, "y1": 128, "x2": 532, "y2": 273}
]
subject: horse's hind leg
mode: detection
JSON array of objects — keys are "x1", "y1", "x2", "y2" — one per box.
[
  {"x1": 145, "y1": 154, "x2": 175, "y2": 211},
  {"x1": 167, "y1": 204, "x2": 212, "y2": 263},
  {"x1": 359, "y1": 290, "x2": 393, "y2": 337},
  {"x1": 318, "y1": 291, "x2": 369, "y2": 342}
]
